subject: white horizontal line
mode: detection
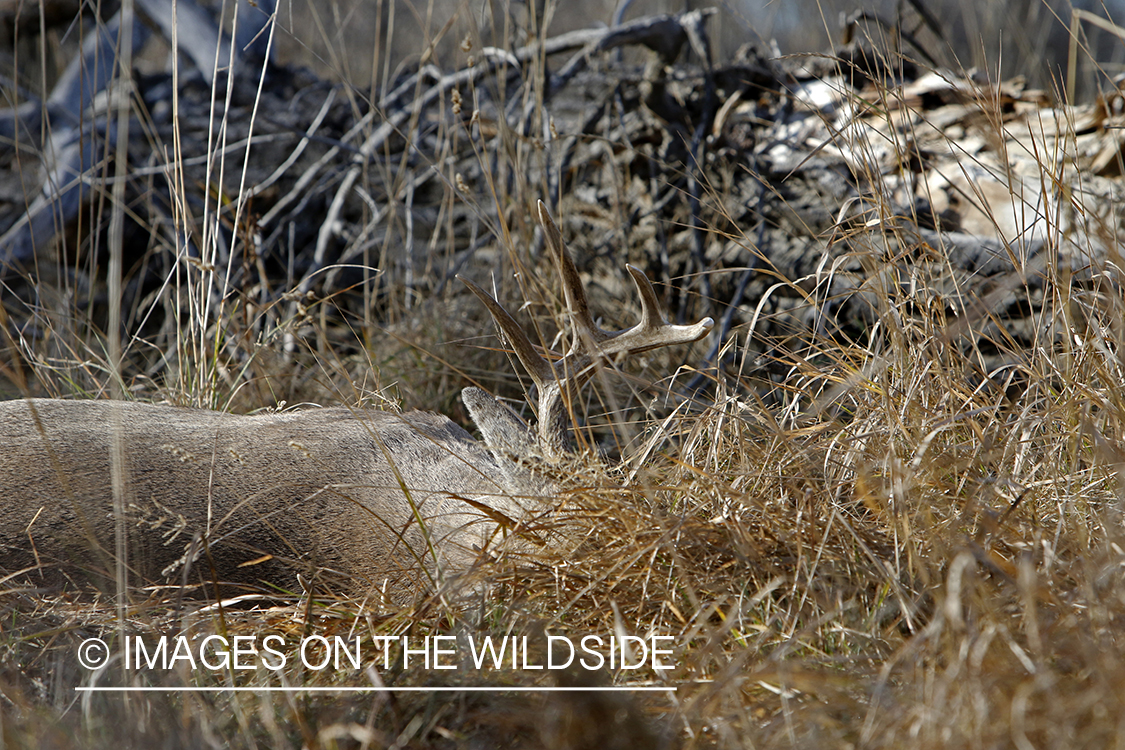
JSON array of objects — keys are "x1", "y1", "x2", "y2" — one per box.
[{"x1": 75, "y1": 685, "x2": 676, "y2": 693}]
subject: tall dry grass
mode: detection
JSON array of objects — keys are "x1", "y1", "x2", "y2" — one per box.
[{"x1": 3, "y1": 1, "x2": 1125, "y2": 748}]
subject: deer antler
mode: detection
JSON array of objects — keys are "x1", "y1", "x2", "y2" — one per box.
[{"x1": 459, "y1": 200, "x2": 714, "y2": 454}]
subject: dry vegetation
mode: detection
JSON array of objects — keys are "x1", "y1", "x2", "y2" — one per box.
[{"x1": 3, "y1": 0, "x2": 1125, "y2": 748}]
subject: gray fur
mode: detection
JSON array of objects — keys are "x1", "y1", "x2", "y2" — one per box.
[{"x1": 0, "y1": 396, "x2": 546, "y2": 601}]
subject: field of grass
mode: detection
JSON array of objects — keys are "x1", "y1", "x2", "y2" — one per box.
[{"x1": 3, "y1": 0, "x2": 1125, "y2": 748}]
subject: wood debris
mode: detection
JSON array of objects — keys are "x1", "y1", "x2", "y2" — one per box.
[{"x1": 1, "y1": 3, "x2": 1121, "y2": 401}]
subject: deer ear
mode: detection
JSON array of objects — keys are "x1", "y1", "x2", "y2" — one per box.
[{"x1": 461, "y1": 387, "x2": 537, "y2": 459}]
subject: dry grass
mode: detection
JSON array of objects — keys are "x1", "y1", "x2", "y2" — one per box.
[{"x1": 4, "y1": 1, "x2": 1125, "y2": 748}]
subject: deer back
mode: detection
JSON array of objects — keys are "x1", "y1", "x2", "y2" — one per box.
[{"x1": 1, "y1": 397, "x2": 543, "y2": 598}]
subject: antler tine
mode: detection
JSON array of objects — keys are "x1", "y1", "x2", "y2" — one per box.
[
  {"x1": 606, "y1": 265, "x2": 714, "y2": 355},
  {"x1": 538, "y1": 200, "x2": 713, "y2": 360},
  {"x1": 627, "y1": 264, "x2": 665, "y2": 331},
  {"x1": 458, "y1": 275, "x2": 555, "y2": 389},
  {"x1": 461, "y1": 202, "x2": 713, "y2": 456},
  {"x1": 537, "y1": 200, "x2": 607, "y2": 345},
  {"x1": 460, "y1": 272, "x2": 571, "y2": 454}
]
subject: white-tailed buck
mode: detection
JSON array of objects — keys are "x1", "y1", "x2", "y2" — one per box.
[{"x1": 0, "y1": 202, "x2": 713, "y2": 602}]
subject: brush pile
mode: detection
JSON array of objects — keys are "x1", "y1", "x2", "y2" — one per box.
[{"x1": 5, "y1": 0, "x2": 1123, "y2": 397}]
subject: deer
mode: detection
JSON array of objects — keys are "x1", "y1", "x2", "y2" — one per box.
[{"x1": 0, "y1": 202, "x2": 713, "y2": 603}]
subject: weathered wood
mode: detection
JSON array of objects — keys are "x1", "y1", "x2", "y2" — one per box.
[{"x1": 2, "y1": 6, "x2": 1121, "y2": 404}]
